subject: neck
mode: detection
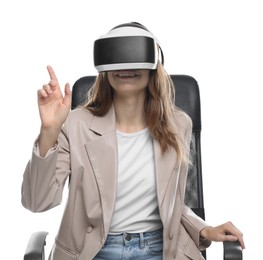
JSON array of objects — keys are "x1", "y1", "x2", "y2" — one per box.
[{"x1": 113, "y1": 94, "x2": 147, "y2": 133}]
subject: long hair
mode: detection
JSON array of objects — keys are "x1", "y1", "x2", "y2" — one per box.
[{"x1": 84, "y1": 62, "x2": 188, "y2": 163}]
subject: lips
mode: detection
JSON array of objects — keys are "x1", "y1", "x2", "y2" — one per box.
[{"x1": 114, "y1": 71, "x2": 139, "y2": 78}]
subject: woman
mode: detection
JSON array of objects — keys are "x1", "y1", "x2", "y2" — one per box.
[{"x1": 22, "y1": 22, "x2": 244, "y2": 260}]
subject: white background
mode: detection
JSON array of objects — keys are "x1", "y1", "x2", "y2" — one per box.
[{"x1": 0, "y1": 0, "x2": 262, "y2": 259}]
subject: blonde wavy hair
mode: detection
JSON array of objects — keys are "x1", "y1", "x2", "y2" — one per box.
[{"x1": 84, "y1": 62, "x2": 188, "y2": 163}]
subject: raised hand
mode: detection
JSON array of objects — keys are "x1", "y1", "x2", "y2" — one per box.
[
  {"x1": 38, "y1": 65, "x2": 71, "y2": 129},
  {"x1": 37, "y1": 66, "x2": 71, "y2": 157}
]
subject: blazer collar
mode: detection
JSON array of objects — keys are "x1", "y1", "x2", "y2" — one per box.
[{"x1": 89, "y1": 105, "x2": 116, "y2": 135}]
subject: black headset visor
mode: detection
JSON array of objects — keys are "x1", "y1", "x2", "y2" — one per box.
[{"x1": 94, "y1": 36, "x2": 156, "y2": 72}]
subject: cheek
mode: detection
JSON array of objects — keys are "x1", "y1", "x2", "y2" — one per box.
[
  {"x1": 139, "y1": 80, "x2": 148, "y2": 90},
  {"x1": 107, "y1": 73, "x2": 115, "y2": 88},
  {"x1": 141, "y1": 73, "x2": 150, "y2": 87}
]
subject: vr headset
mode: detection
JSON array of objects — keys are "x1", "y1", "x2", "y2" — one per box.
[{"x1": 93, "y1": 22, "x2": 164, "y2": 72}]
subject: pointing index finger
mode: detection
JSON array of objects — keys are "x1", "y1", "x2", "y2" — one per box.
[{"x1": 47, "y1": 65, "x2": 58, "y2": 81}]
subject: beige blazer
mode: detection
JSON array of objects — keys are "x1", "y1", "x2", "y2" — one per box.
[{"x1": 22, "y1": 106, "x2": 211, "y2": 260}]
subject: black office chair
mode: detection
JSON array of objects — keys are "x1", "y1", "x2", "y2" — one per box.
[{"x1": 24, "y1": 75, "x2": 243, "y2": 260}]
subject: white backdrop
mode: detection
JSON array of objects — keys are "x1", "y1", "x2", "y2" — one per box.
[{"x1": 0, "y1": 0, "x2": 262, "y2": 259}]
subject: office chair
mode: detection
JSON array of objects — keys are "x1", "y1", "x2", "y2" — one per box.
[{"x1": 24, "y1": 75, "x2": 243, "y2": 260}]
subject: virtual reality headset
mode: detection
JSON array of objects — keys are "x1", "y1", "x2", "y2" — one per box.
[{"x1": 93, "y1": 22, "x2": 164, "y2": 72}]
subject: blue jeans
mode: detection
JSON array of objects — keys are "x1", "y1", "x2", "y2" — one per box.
[{"x1": 93, "y1": 229, "x2": 163, "y2": 260}]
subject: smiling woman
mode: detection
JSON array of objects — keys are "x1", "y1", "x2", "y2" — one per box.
[{"x1": 21, "y1": 22, "x2": 244, "y2": 260}]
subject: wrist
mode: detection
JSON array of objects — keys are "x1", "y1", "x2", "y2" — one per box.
[
  {"x1": 40, "y1": 125, "x2": 61, "y2": 138},
  {"x1": 200, "y1": 226, "x2": 213, "y2": 239},
  {"x1": 38, "y1": 127, "x2": 61, "y2": 157}
]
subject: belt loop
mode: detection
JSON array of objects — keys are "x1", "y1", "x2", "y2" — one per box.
[
  {"x1": 123, "y1": 233, "x2": 127, "y2": 246},
  {"x1": 139, "y1": 232, "x2": 145, "y2": 249}
]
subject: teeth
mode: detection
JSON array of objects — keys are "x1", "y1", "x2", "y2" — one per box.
[{"x1": 118, "y1": 73, "x2": 136, "y2": 77}]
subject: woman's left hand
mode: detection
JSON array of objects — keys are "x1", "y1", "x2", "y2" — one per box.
[{"x1": 200, "y1": 221, "x2": 245, "y2": 249}]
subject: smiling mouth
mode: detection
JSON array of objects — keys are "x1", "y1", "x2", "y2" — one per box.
[{"x1": 115, "y1": 71, "x2": 139, "y2": 78}]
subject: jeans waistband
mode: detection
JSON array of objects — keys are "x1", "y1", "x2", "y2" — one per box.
[{"x1": 105, "y1": 229, "x2": 163, "y2": 248}]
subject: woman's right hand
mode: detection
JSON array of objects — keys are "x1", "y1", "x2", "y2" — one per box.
[
  {"x1": 37, "y1": 65, "x2": 71, "y2": 157},
  {"x1": 38, "y1": 65, "x2": 71, "y2": 130}
]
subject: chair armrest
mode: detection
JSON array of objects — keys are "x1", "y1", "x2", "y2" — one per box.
[
  {"x1": 223, "y1": 241, "x2": 243, "y2": 260},
  {"x1": 24, "y1": 231, "x2": 48, "y2": 260}
]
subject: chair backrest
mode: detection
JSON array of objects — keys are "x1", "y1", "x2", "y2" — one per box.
[{"x1": 71, "y1": 75, "x2": 205, "y2": 220}]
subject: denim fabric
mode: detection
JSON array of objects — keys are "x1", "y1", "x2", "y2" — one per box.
[{"x1": 93, "y1": 229, "x2": 163, "y2": 260}]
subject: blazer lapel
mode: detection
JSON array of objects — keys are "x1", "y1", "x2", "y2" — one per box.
[
  {"x1": 154, "y1": 139, "x2": 179, "y2": 209},
  {"x1": 84, "y1": 106, "x2": 118, "y2": 235}
]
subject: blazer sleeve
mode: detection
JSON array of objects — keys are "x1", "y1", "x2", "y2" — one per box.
[
  {"x1": 21, "y1": 121, "x2": 71, "y2": 213},
  {"x1": 181, "y1": 206, "x2": 211, "y2": 251}
]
